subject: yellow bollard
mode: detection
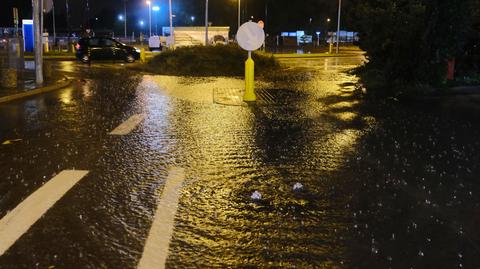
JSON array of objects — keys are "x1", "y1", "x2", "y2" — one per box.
[
  {"x1": 243, "y1": 53, "x2": 256, "y2": 102},
  {"x1": 140, "y1": 48, "x2": 146, "y2": 63},
  {"x1": 329, "y1": 42, "x2": 333, "y2": 54}
]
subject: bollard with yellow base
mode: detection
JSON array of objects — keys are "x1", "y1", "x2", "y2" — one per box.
[
  {"x1": 329, "y1": 42, "x2": 333, "y2": 54},
  {"x1": 244, "y1": 51, "x2": 256, "y2": 102},
  {"x1": 140, "y1": 48, "x2": 146, "y2": 63}
]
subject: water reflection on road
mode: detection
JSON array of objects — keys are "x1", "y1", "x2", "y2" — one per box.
[{"x1": 0, "y1": 54, "x2": 479, "y2": 268}]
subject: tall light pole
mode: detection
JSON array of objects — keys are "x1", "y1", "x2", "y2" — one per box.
[
  {"x1": 52, "y1": 0, "x2": 56, "y2": 43},
  {"x1": 205, "y1": 0, "x2": 209, "y2": 45},
  {"x1": 238, "y1": 0, "x2": 241, "y2": 30},
  {"x1": 169, "y1": 0, "x2": 173, "y2": 46},
  {"x1": 124, "y1": 0, "x2": 127, "y2": 39},
  {"x1": 152, "y1": 6, "x2": 160, "y2": 35},
  {"x1": 146, "y1": 0, "x2": 152, "y2": 37},
  {"x1": 336, "y1": 0, "x2": 342, "y2": 54},
  {"x1": 33, "y1": 0, "x2": 43, "y2": 85}
]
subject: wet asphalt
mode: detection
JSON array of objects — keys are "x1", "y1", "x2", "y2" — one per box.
[{"x1": 0, "y1": 55, "x2": 480, "y2": 269}]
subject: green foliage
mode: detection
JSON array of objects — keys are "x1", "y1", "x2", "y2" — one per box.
[
  {"x1": 350, "y1": 0, "x2": 476, "y2": 96},
  {"x1": 147, "y1": 44, "x2": 279, "y2": 77}
]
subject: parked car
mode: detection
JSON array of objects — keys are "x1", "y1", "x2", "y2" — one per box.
[{"x1": 75, "y1": 37, "x2": 140, "y2": 63}]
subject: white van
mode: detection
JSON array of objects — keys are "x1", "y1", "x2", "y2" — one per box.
[{"x1": 148, "y1": 36, "x2": 162, "y2": 51}]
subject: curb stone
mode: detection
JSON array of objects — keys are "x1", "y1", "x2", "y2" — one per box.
[{"x1": 0, "y1": 79, "x2": 73, "y2": 104}]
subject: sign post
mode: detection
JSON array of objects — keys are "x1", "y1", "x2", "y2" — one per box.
[{"x1": 236, "y1": 21, "x2": 265, "y2": 102}]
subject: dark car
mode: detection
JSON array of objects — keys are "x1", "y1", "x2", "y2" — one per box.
[{"x1": 75, "y1": 37, "x2": 140, "y2": 63}]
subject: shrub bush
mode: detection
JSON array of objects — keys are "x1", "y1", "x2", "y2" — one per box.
[
  {"x1": 349, "y1": 0, "x2": 477, "y2": 97},
  {"x1": 146, "y1": 44, "x2": 279, "y2": 77}
]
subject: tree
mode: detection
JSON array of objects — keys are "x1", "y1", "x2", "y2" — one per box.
[{"x1": 350, "y1": 0, "x2": 476, "y2": 96}]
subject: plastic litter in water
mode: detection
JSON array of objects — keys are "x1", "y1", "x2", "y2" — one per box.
[
  {"x1": 251, "y1": 191, "x2": 262, "y2": 201},
  {"x1": 293, "y1": 182, "x2": 304, "y2": 191}
]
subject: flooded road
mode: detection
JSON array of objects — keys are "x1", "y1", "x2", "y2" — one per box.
[{"x1": 0, "y1": 55, "x2": 479, "y2": 268}]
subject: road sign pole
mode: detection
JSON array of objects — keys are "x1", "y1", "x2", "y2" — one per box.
[
  {"x1": 237, "y1": 21, "x2": 265, "y2": 103},
  {"x1": 244, "y1": 51, "x2": 256, "y2": 102}
]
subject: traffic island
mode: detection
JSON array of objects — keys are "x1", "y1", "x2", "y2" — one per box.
[
  {"x1": 0, "y1": 78, "x2": 73, "y2": 104},
  {"x1": 144, "y1": 44, "x2": 280, "y2": 77}
]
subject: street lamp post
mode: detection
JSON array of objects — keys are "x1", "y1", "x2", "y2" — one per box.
[
  {"x1": 124, "y1": 0, "x2": 127, "y2": 39},
  {"x1": 33, "y1": 0, "x2": 43, "y2": 85},
  {"x1": 336, "y1": 0, "x2": 342, "y2": 54},
  {"x1": 238, "y1": 0, "x2": 241, "y2": 30},
  {"x1": 146, "y1": 0, "x2": 152, "y2": 37},
  {"x1": 152, "y1": 6, "x2": 160, "y2": 35},
  {"x1": 205, "y1": 0, "x2": 209, "y2": 46},
  {"x1": 169, "y1": 0, "x2": 173, "y2": 47}
]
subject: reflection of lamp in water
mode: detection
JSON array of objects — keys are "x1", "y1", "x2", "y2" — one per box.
[{"x1": 60, "y1": 89, "x2": 73, "y2": 104}]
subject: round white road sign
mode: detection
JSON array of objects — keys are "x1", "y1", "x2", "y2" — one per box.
[{"x1": 236, "y1": 22, "x2": 265, "y2": 51}]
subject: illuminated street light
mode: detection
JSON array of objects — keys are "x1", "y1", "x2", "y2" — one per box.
[
  {"x1": 191, "y1": 16, "x2": 195, "y2": 22},
  {"x1": 146, "y1": 0, "x2": 152, "y2": 36},
  {"x1": 139, "y1": 20, "x2": 145, "y2": 26},
  {"x1": 118, "y1": 15, "x2": 124, "y2": 21},
  {"x1": 152, "y1": 6, "x2": 160, "y2": 35}
]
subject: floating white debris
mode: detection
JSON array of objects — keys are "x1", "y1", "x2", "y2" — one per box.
[
  {"x1": 251, "y1": 191, "x2": 262, "y2": 201},
  {"x1": 293, "y1": 182, "x2": 304, "y2": 191}
]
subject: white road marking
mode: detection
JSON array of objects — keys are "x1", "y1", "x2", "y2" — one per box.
[
  {"x1": 109, "y1": 114, "x2": 146, "y2": 136},
  {"x1": 0, "y1": 170, "x2": 89, "y2": 256},
  {"x1": 137, "y1": 167, "x2": 185, "y2": 269}
]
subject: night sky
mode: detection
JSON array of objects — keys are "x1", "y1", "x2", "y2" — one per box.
[{"x1": 1, "y1": 0, "x2": 344, "y2": 34}]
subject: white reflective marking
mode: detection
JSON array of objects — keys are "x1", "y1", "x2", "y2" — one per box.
[
  {"x1": 109, "y1": 114, "x2": 146, "y2": 135},
  {"x1": 0, "y1": 170, "x2": 89, "y2": 256},
  {"x1": 137, "y1": 167, "x2": 185, "y2": 269}
]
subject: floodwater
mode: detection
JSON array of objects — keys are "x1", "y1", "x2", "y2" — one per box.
[{"x1": 0, "y1": 54, "x2": 479, "y2": 268}]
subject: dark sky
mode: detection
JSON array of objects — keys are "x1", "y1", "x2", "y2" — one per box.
[{"x1": 1, "y1": 0, "x2": 344, "y2": 34}]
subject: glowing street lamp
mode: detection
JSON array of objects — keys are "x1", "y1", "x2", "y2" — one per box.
[
  {"x1": 152, "y1": 6, "x2": 160, "y2": 35},
  {"x1": 146, "y1": 0, "x2": 152, "y2": 36},
  {"x1": 118, "y1": 15, "x2": 124, "y2": 21}
]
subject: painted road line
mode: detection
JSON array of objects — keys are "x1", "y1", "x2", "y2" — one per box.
[
  {"x1": 109, "y1": 114, "x2": 146, "y2": 136},
  {"x1": 2, "y1": 139, "x2": 22, "y2": 145},
  {"x1": 137, "y1": 167, "x2": 185, "y2": 269},
  {"x1": 0, "y1": 170, "x2": 89, "y2": 256}
]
